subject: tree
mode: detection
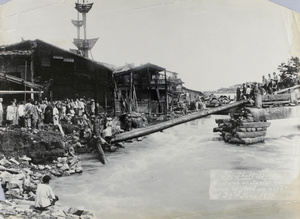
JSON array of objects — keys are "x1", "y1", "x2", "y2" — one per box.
[{"x1": 277, "y1": 56, "x2": 300, "y2": 88}]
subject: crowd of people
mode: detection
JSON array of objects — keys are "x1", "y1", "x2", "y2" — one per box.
[
  {"x1": 0, "y1": 97, "x2": 125, "y2": 147},
  {"x1": 0, "y1": 97, "x2": 102, "y2": 128},
  {"x1": 261, "y1": 72, "x2": 280, "y2": 95},
  {"x1": 235, "y1": 72, "x2": 282, "y2": 108}
]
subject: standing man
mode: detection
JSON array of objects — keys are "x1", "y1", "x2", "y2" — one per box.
[
  {"x1": 267, "y1": 73, "x2": 273, "y2": 94},
  {"x1": 24, "y1": 99, "x2": 33, "y2": 129},
  {"x1": 236, "y1": 87, "x2": 241, "y2": 101},
  {"x1": 242, "y1": 83, "x2": 247, "y2": 99},
  {"x1": 273, "y1": 72, "x2": 279, "y2": 91},
  {"x1": 18, "y1": 101, "x2": 25, "y2": 127},
  {"x1": 0, "y1": 98, "x2": 3, "y2": 126}
]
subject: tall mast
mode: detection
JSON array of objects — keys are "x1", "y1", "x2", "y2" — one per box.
[
  {"x1": 71, "y1": 0, "x2": 83, "y2": 39},
  {"x1": 72, "y1": 0, "x2": 98, "y2": 58}
]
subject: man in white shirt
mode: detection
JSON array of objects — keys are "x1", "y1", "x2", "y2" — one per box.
[
  {"x1": 35, "y1": 175, "x2": 58, "y2": 211},
  {"x1": 18, "y1": 101, "x2": 25, "y2": 127}
]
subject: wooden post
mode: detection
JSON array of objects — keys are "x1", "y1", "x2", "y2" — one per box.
[
  {"x1": 95, "y1": 69, "x2": 99, "y2": 114},
  {"x1": 24, "y1": 61, "x2": 27, "y2": 102},
  {"x1": 76, "y1": 0, "x2": 80, "y2": 39},
  {"x1": 30, "y1": 58, "x2": 34, "y2": 100},
  {"x1": 148, "y1": 67, "x2": 151, "y2": 115},
  {"x1": 129, "y1": 71, "x2": 133, "y2": 113},
  {"x1": 164, "y1": 69, "x2": 167, "y2": 114}
]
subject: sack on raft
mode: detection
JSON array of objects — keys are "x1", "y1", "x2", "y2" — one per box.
[
  {"x1": 238, "y1": 121, "x2": 271, "y2": 128},
  {"x1": 244, "y1": 108, "x2": 267, "y2": 122},
  {"x1": 239, "y1": 136, "x2": 265, "y2": 144},
  {"x1": 235, "y1": 131, "x2": 267, "y2": 138}
]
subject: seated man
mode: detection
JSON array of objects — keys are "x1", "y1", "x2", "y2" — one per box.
[{"x1": 35, "y1": 175, "x2": 58, "y2": 211}]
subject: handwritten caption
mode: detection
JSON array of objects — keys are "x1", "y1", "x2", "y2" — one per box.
[{"x1": 209, "y1": 170, "x2": 295, "y2": 200}]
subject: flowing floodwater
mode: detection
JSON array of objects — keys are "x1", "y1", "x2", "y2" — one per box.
[{"x1": 52, "y1": 115, "x2": 300, "y2": 219}]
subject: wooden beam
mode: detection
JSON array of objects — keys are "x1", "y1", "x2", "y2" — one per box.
[
  {"x1": 276, "y1": 84, "x2": 300, "y2": 94},
  {"x1": 111, "y1": 100, "x2": 248, "y2": 143},
  {"x1": 262, "y1": 100, "x2": 290, "y2": 105},
  {"x1": 0, "y1": 91, "x2": 43, "y2": 94}
]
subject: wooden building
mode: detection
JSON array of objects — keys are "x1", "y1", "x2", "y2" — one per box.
[
  {"x1": 181, "y1": 87, "x2": 204, "y2": 103},
  {"x1": 166, "y1": 71, "x2": 184, "y2": 110},
  {"x1": 113, "y1": 63, "x2": 167, "y2": 115},
  {"x1": 0, "y1": 39, "x2": 114, "y2": 111}
]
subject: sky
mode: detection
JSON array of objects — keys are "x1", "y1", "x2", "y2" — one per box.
[{"x1": 0, "y1": 0, "x2": 299, "y2": 91}]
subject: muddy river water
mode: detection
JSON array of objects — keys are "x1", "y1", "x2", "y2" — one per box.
[{"x1": 52, "y1": 115, "x2": 300, "y2": 219}]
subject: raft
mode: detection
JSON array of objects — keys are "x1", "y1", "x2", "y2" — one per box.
[{"x1": 214, "y1": 107, "x2": 271, "y2": 144}]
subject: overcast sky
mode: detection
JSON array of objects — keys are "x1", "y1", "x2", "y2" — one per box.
[{"x1": 0, "y1": 0, "x2": 298, "y2": 91}]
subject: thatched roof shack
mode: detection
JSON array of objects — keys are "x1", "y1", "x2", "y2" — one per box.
[
  {"x1": 114, "y1": 63, "x2": 167, "y2": 115},
  {"x1": 0, "y1": 39, "x2": 114, "y2": 112}
]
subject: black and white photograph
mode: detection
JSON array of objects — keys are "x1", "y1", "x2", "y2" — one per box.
[{"x1": 0, "y1": 0, "x2": 300, "y2": 218}]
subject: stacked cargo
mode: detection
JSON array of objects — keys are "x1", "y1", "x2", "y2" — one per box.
[{"x1": 214, "y1": 107, "x2": 271, "y2": 144}]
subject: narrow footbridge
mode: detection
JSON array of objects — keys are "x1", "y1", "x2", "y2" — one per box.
[{"x1": 111, "y1": 100, "x2": 248, "y2": 143}]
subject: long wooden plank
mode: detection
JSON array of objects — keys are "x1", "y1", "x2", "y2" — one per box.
[
  {"x1": 0, "y1": 72, "x2": 44, "y2": 90},
  {"x1": 262, "y1": 94, "x2": 290, "y2": 101},
  {"x1": 262, "y1": 100, "x2": 290, "y2": 105},
  {"x1": 276, "y1": 85, "x2": 300, "y2": 94},
  {"x1": 111, "y1": 100, "x2": 248, "y2": 143},
  {"x1": 0, "y1": 90, "x2": 43, "y2": 94}
]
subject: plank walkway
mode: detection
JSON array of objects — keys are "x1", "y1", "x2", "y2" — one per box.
[{"x1": 111, "y1": 99, "x2": 248, "y2": 143}]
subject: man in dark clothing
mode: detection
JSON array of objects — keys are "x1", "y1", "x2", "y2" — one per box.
[
  {"x1": 236, "y1": 87, "x2": 241, "y2": 101},
  {"x1": 44, "y1": 104, "x2": 53, "y2": 124}
]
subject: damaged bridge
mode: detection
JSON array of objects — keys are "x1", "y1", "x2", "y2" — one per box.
[{"x1": 111, "y1": 100, "x2": 248, "y2": 143}]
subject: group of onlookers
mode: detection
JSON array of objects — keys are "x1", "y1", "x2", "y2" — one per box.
[
  {"x1": 261, "y1": 72, "x2": 279, "y2": 95},
  {"x1": 235, "y1": 72, "x2": 282, "y2": 108},
  {"x1": 236, "y1": 72, "x2": 280, "y2": 100},
  {"x1": 0, "y1": 97, "x2": 105, "y2": 130}
]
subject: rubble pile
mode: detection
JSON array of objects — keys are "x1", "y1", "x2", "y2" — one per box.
[
  {"x1": 0, "y1": 153, "x2": 88, "y2": 218},
  {"x1": 121, "y1": 112, "x2": 148, "y2": 130},
  {"x1": 0, "y1": 200, "x2": 97, "y2": 218},
  {"x1": 205, "y1": 94, "x2": 231, "y2": 107},
  {"x1": 0, "y1": 154, "x2": 83, "y2": 198},
  {"x1": 214, "y1": 107, "x2": 271, "y2": 144}
]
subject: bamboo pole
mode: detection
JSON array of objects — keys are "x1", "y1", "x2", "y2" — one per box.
[{"x1": 111, "y1": 100, "x2": 248, "y2": 143}]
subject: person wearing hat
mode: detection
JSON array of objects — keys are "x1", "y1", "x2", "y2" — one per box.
[{"x1": 35, "y1": 175, "x2": 59, "y2": 211}]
